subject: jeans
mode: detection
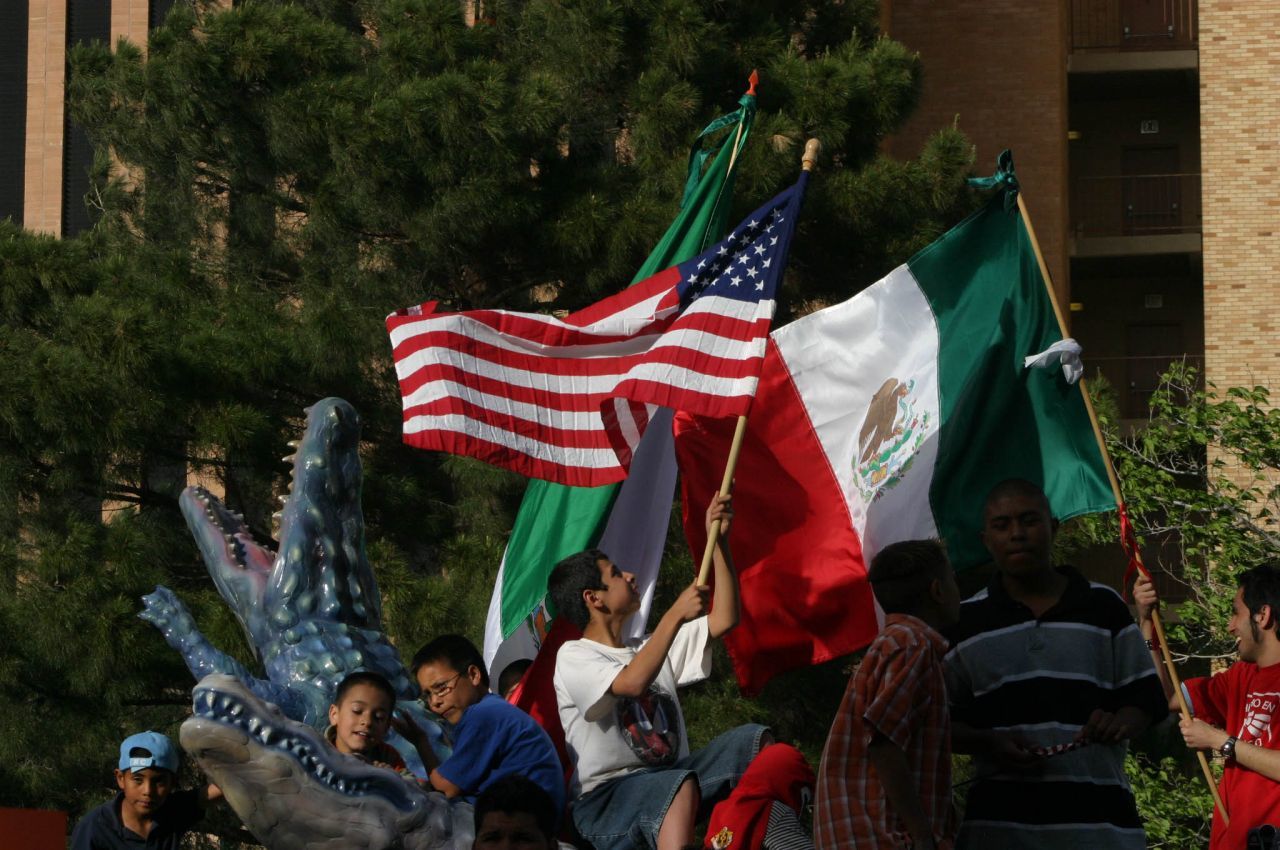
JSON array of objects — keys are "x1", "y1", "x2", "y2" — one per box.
[{"x1": 572, "y1": 723, "x2": 769, "y2": 850}]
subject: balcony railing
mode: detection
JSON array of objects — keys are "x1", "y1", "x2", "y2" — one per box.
[
  {"x1": 1071, "y1": 173, "x2": 1201, "y2": 239},
  {"x1": 1072, "y1": 0, "x2": 1198, "y2": 51}
]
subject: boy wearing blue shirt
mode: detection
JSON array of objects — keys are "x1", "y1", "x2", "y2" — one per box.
[{"x1": 397, "y1": 634, "x2": 565, "y2": 817}]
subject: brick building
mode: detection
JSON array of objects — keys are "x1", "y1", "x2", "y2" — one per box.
[
  {"x1": 884, "y1": 0, "x2": 1279, "y2": 426},
  {"x1": 4, "y1": 1, "x2": 1275, "y2": 413}
]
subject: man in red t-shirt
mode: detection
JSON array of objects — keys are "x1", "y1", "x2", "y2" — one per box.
[{"x1": 1137, "y1": 564, "x2": 1280, "y2": 849}]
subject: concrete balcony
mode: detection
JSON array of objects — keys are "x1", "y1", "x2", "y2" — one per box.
[
  {"x1": 1070, "y1": 172, "x2": 1201, "y2": 257},
  {"x1": 1070, "y1": 0, "x2": 1197, "y2": 73}
]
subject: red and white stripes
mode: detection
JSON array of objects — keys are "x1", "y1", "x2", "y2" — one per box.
[{"x1": 387, "y1": 267, "x2": 776, "y2": 487}]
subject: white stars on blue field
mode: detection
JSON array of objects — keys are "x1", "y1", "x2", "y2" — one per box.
[{"x1": 676, "y1": 202, "x2": 793, "y2": 307}]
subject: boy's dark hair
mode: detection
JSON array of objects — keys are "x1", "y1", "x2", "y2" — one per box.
[
  {"x1": 868, "y1": 539, "x2": 950, "y2": 615},
  {"x1": 547, "y1": 548, "x2": 608, "y2": 629},
  {"x1": 1239, "y1": 563, "x2": 1280, "y2": 631},
  {"x1": 473, "y1": 775, "x2": 556, "y2": 844},
  {"x1": 498, "y1": 659, "x2": 533, "y2": 698},
  {"x1": 333, "y1": 670, "x2": 397, "y2": 707},
  {"x1": 410, "y1": 634, "x2": 490, "y2": 690}
]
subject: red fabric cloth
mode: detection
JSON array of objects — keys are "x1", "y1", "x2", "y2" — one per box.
[
  {"x1": 813, "y1": 614, "x2": 955, "y2": 850},
  {"x1": 1117, "y1": 501, "x2": 1150, "y2": 599},
  {"x1": 704, "y1": 743, "x2": 814, "y2": 850},
  {"x1": 1185, "y1": 661, "x2": 1280, "y2": 850},
  {"x1": 508, "y1": 617, "x2": 581, "y2": 790},
  {"x1": 674, "y1": 342, "x2": 879, "y2": 695}
]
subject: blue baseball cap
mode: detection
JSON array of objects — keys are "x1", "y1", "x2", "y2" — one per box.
[{"x1": 118, "y1": 731, "x2": 179, "y2": 774}]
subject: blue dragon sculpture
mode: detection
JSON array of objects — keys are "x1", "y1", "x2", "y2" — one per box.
[{"x1": 141, "y1": 398, "x2": 470, "y2": 849}]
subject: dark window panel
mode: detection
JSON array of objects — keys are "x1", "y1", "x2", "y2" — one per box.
[
  {"x1": 0, "y1": 0, "x2": 29, "y2": 223},
  {"x1": 62, "y1": 0, "x2": 111, "y2": 237},
  {"x1": 150, "y1": 0, "x2": 178, "y2": 29}
]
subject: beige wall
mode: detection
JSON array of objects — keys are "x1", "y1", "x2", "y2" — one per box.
[
  {"x1": 113, "y1": 0, "x2": 152, "y2": 52},
  {"x1": 23, "y1": 0, "x2": 66, "y2": 235},
  {"x1": 885, "y1": 0, "x2": 1071, "y2": 301},
  {"x1": 1199, "y1": 0, "x2": 1280, "y2": 394}
]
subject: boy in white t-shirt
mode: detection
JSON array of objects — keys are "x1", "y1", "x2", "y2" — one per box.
[{"x1": 548, "y1": 495, "x2": 771, "y2": 850}]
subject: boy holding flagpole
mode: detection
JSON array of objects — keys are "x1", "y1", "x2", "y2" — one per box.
[
  {"x1": 1137, "y1": 566, "x2": 1280, "y2": 848},
  {"x1": 547, "y1": 495, "x2": 772, "y2": 850}
]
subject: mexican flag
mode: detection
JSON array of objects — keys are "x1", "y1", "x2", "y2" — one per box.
[
  {"x1": 482, "y1": 87, "x2": 757, "y2": 679},
  {"x1": 677, "y1": 164, "x2": 1116, "y2": 694}
]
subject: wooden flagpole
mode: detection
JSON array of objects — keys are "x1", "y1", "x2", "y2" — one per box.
[
  {"x1": 696, "y1": 137, "x2": 820, "y2": 586},
  {"x1": 1016, "y1": 193, "x2": 1229, "y2": 824}
]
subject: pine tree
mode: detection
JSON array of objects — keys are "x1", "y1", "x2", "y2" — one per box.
[{"x1": 0, "y1": 0, "x2": 975, "y2": 830}]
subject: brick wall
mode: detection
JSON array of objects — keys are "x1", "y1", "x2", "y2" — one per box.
[
  {"x1": 113, "y1": 0, "x2": 151, "y2": 51},
  {"x1": 23, "y1": 0, "x2": 65, "y2": 235},
  {"x1": 1199, "y1": 0, "x2": 1280, "y2": 396},
  {"x1": 884, "y1": 0, "x2": 1071, "y2": 302}
]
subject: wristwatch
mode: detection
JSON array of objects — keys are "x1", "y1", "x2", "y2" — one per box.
[{"x1": 1220, "y1": 736, "x2": 1238, "y2": 760}]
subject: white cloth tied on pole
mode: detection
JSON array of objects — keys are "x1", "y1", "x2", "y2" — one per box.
[{"x1": 1024, "y1": 338, "x2": 1084, "y2": 384}]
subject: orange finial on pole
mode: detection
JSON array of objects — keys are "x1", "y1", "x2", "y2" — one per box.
[{"x1": 746, "y1": 69, "x2": 759, "y2": 96}]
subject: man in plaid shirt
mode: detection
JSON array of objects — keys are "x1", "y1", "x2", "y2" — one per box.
[{"x1": 814, "y1": 539, "x2": 961, "y2": 850}]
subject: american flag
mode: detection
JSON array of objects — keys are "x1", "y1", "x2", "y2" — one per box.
[{"x1": 386, "y1": 173, "x2": 808, "y2": 487}]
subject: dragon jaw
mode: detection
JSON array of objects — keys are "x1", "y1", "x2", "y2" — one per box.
[
  {"x1": 174, "y1": 398, "x2": 414, "y2": 705},
  {"x1": 179, "y1": 486, "x2": 275, "y2": 655},
  {"x1": 183, "y1": 675, "x2": 471, "y2": 850}
]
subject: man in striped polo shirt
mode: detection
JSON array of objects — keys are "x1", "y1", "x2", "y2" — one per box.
[{"x1": 943, "y1": 479, "x2": 1167, "y2": 849}]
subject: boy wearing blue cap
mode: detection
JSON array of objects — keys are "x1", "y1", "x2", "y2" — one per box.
[{"x1": 71, "y1": 730, "x2": 222, "y2": 850}]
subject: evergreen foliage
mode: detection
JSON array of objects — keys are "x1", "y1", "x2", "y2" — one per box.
[{"x1": 0, "y1": 0, "x2": 978, "y2": 836}]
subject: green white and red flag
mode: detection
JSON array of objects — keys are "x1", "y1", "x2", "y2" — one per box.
[{"x1": 678, "y1": 155, "x2": 1116, "y2": 694}]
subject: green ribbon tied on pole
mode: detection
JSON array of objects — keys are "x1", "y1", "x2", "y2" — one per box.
[
  {"x1": 681, "y1": 84, "x2": 758, "y2": 234},
  {"x1": 967, "y1": 148, "x2": 1020, "y2": 212}
]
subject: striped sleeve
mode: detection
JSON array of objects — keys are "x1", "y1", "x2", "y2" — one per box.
[
  {"x1": 764, "y1": 802, "x2": 817, "y2": 850},
  {"x1": 943, "y1": 638, "x2": 976, "y2": 723},
  {"x1": 1094, "y1": 584, "x2": 1168, "y2": 722}
]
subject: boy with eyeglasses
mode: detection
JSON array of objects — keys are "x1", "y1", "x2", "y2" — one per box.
[{"x1": 397, "y1": 634, "x2": 565, "y2": 817}]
